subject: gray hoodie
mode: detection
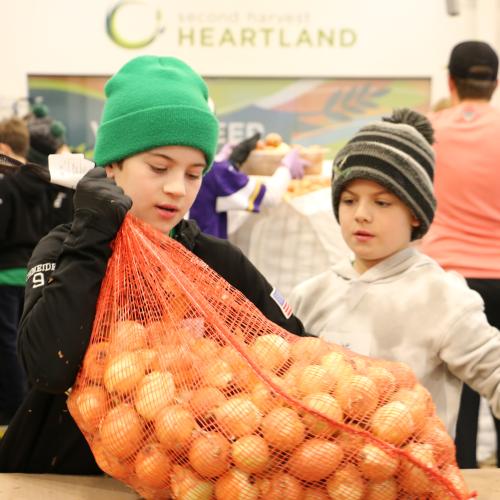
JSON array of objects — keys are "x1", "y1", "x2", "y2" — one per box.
[{"x1": 290, "y1": 247, "x2": 500, "y2": 436}]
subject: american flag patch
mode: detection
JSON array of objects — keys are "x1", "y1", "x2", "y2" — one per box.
[{"x1": 270, "y1": 287, "x2": 293, "y2": 319}]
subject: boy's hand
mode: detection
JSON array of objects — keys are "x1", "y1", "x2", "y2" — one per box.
[{"x1": 74, "y1": 168, "x2": 132, "y2": 230}]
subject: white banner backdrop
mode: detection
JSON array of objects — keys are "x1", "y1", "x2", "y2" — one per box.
[{"x1": 2, "y1": 0, "x2": 500, "y2": 110}]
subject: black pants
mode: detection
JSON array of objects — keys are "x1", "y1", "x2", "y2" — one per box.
[
  {"x1": 0, "y1": 286, "x2": 27, "y2": 425},
  {"x1": 455, "y1": 278, "x2": 500, "y2": 468}
]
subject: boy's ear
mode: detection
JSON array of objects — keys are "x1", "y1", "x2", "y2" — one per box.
[
  {"x1": 0, "y1": 143, "x2": 14, "y2": 156},
  {"x1": 411, "y1": 216, "x2": 421, "y2": 228},
  {"x1": 105, "y1": 164, "x2": 115, "y2": 178}
]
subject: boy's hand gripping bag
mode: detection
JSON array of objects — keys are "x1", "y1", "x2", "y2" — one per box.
[{"x1": 67, "y1": 215, "x2": 475, "y2": 500}]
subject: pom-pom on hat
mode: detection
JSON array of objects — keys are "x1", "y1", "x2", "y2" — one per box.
[
  {"x1": 27, "y1": 101, "x2": 67, "y2": 166},
  {"x1": 93, "y1": 55, "x2": 219, "y2": 170},
  {"x1": 331, "y1": 108, "x2": 436, "y2": 240}
]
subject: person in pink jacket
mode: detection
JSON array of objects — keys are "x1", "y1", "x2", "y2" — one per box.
[{"x1": 420, "y1": 40, "x2": 500, "y2": 468}]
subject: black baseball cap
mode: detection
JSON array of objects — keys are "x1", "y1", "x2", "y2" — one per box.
[{"x1": 448, "y1": 41, "x2": 499, "y2": 80}]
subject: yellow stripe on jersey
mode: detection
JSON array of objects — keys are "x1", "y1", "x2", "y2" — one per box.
[{"x1": 247, "y1": 180, "x2": 263, "y2": 212}]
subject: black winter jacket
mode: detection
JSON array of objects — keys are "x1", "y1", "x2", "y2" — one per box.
[
  {"x1": 0, "y1": 212, "x2": 305, "y2": 473},
  {"x1": 0, "y1": 155, "x2": 50, "y2": 271}
]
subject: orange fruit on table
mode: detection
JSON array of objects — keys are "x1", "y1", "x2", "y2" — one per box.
[{"x1": 264, "y1": 132, "x2": 283, "y2": 148}]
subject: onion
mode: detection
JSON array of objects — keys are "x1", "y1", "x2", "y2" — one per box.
[
  {"x1": 326, "y1": 464, "x2": 365, "y2": 500},
  {"x1": 250, "y1": 334, "x2": 290, "y2": 372},
  {"x1": 288, "y1": 438, "x2": 343, "y2": 481},
  {"x1": 213, "y1": 397, "x2": 262, "y2": 438},
  {"x1": 370, "y1": 400, "x2": 415, "y2": 445},
  {"x1": 99, "y1": 403, "x2": 143, "y2": 459},
  {"x1": 231, "y1": 435, "x2": 270, "y2": 474},
  {"x1": 103, "y1": 350, "x2": 146, "y2": 395},
  {"x1": 261, "y1": 407, "x2": 305, "y2": 452},
  {"x1": 134, "y1": 370, "x2": 176, "y2": 420},
  {"x1": 214, "y1": 468, "x2": 259, "y2": 500},
  {"x1": 134, "y1": 443, "x2": 172, "y2": 489},
  {"x1": 188, "y1": 432, "x2": 230, "y2": 478}
]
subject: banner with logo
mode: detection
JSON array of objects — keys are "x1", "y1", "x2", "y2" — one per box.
[
  {"x1": 28, "y1": 75, "x2": 429, "y2": 159},
  {"x1": 5, "y1": 0, "x2": 458, "y2": 78}
]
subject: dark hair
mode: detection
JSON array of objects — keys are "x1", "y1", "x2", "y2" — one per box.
[
  {"x1": 452, "y1": 75, "x2": 497, "y2": 100},
  {"x1": 0, "y1": 117, "x2": 30, "y2": 158}
]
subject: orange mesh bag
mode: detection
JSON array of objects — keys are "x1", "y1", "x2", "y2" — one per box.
[{"x1": 67, "y1": 215, "x2": 474, "y2": 500}]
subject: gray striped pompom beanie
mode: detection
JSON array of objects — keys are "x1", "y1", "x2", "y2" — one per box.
[{"x1": 331, "y1": 108, "x2": 436, "y2": 240}]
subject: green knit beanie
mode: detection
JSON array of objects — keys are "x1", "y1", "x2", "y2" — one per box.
[{"x1": 93, "y1": 55, "x2": 219, "y2": 170}]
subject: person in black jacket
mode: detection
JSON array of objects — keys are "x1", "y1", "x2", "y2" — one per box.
[
  {"x1": 0, "y1": 55, "x2": 306, "y2": 473},
  {"x1": 25, "y1": 101, "x2": 75, "y2": 233},
  {"x1": 0, "y1": 118, "x2": 51, "y2": 426}
]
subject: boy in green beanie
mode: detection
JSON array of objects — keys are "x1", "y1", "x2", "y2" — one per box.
[{"x1": 0, "y1": 55, "x2": 306, "y2": 473}]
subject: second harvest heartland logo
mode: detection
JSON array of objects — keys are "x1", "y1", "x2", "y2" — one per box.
[{"x1": 106, "y1": 1, "x2": 357, "y2": 50}]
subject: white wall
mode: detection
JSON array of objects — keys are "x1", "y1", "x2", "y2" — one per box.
[{"x1": 2, "y1": 0, "x2": 500, "y2": 116}]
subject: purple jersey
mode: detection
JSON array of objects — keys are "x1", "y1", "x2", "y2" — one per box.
[{"x1": 189, "y1": 160, "x2": 266, "y2": 238}]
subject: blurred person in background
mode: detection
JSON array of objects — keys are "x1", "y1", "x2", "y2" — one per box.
[
  {"x1": 0, "y1": 117, "x2": 29, "y2": 165},
  {"x1": 25, "y1": 101, "x2": 75, "y2": 232},
  {"x1": 420, "y1": 40, "x2": 500, "y2": 468},
  {"x1": 189, "y1": 132, "x2": 308, "y2": 239},
  {"x1": 0, "y1": 117, "x2": 50, "y2": 429}
]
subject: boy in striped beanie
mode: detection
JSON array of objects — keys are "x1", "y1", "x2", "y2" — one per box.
[
  {"x1": 331, "y1": 108, "x2": 436, "y2": 242},
  {"x1": 290, "y1": 108, "x2": 500, "y2": 438}
]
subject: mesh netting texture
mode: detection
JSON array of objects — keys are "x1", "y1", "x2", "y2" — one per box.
[{"x1": 67, "y1": 215, "x2": 474, "y2": 500}]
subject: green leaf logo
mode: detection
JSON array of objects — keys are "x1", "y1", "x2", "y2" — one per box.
[{"x1": 106, "y1": 1, "x2": 164, "y2": 49}]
